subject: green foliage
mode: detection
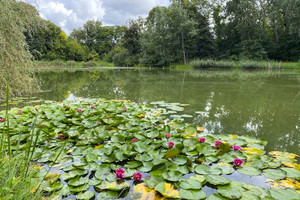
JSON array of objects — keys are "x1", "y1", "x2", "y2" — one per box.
[{"x1": 0, "y1": 0, "x2": 39, "y2": 99}]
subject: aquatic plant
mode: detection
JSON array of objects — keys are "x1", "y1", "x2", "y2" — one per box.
[{"x1": 0, "y1": 98, "x2": 299, "y2": 199}]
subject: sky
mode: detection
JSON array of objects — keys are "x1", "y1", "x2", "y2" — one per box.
[{"x1": 24, "y1": 0, "x2": 170, "y2": 35}]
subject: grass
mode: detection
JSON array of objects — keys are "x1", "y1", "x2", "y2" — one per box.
[
  {"x1": 0, "y1": 83, "x2": 65, "y2": 199},
  {"x1": 189, "y1": 59, "x2": 300, "y2": 69},
  {"x1": 34, "y1": 60, "x2": 114, "y2": 69}
]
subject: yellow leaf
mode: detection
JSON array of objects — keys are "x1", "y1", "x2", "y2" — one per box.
[
  {"x1": 133, "y1": 183, "x2": 164, "y2": 200},
  {"x1": 230, "y1": 135, "x2": 239, "y2": 140},
  {"x1": 179, "y1": 104, "x2": 190, "y2": 107},
  {"x1": 197, "y1": 127, "x2": 204, "y2": 132},
  {"x1": 161, "y1": 183, "x2": 180, "y2": 199},
  {"x1": 282, "y1": 163, "x2": 300, "y2": 170},
  {"x1": 268, "y1": 178, "x2": 300, "y2": 190},
  {"x1": 242, "y1": 148, "x2": 264, "y2": 155},
  {"x1": 32, "y1": 164, "x2": 44, "y2": 170},
  {"x1": 217, "y1": 162, "x2": 231, "y2": 167},
  {"x1": 160, "y1": 120, "x2": 165, "y2": 124},
  {"x1": 269, "y1": 151, "x2": 298, "y2": 162},
  {"x1": 94, "y1": 144, "x2": 104, "y2": 149}
]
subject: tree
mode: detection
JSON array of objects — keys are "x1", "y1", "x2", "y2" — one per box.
[{"x1": 0, "y1": 0, "x2": 39, "y2": 98}]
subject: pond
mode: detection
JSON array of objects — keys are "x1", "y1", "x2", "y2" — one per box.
[{"x1": 7, "y1": 68, "x2": 300, "y2": 154}]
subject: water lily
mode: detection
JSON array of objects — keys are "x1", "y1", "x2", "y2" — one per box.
[
  {"x1": 17, "y1": 111, "x2": 22, "y2": 114},
  {"x1": 165, "y1": 133, "x2": 171, "y2": 139},
  {"x1": 199, "y1": 137, "x2": 206, "y2": 143},
  {"x1": 78, "y1": 109, "x2": 82, "y2": 112},
  {"x1": 168, "y1": 142, "x2": 174, "y2": 148},
  {"x1": 215, "y1": 140, "x2": 222, "y2": 147},
  {"x1": 59, "y1": 135, "x2": 65, "y2": 139},
  {"x1": 232, "y1": 145, "x2": 242, "y2": 151},
  {"x1": 115, "y1": 168, "x2": 125, "y2": 179},
  {"x1": 0, "y1": 118, "x2": 5, "y2": 123},
  {"x1": 132, "y1": 138, "x2": 138, "y2": 142},
  {"x1": 132, "y1": 172, "x2": 142, "y2": 181},
  {"x1": 233, "y1": 158, "x2": 243, "y2": 166},
  {"x1": 98, "y1": 121, "x2": 102, "y2": 125},
  {"x1": 123, "y1": 107, "x2": 127, "y2": 111},
  {"x1": 90, "y1": 106, "x2": 95, "y2": 109}
]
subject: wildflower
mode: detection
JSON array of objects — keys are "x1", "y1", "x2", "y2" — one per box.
[
  {"x1": 232, "y1": 145, "x2": 242, "y2": 151},
  {"x1": 131, "y1": 138, "x2": 138, "y2": 142},
  {"x1": 168, "y1": 142, "x2": 174, "y2": 148},
  {"x1": 123, "y1": 107, "x2": 127, "y2": 111},
  {"x1": 132, "y1": 172, "x2": 142, "y2": 181},
  {"x1": 233, "y1": 158, "x2": 243, "y2": 166},
  {"x1": 215, "y1": 140, "x2": 222, "y2": 147},
  {"x1": 0, "y1": 118, "x2": 5, "y2": 123},
  {"x1": 199, "y1": 137, "x2": 206, "y2": 143},
  {"x1": 115, "y1": 168, "x2": 125, "y2": 179},
  {"x1": 165, "y1": 133, "x2": 171, "y2": 139},
  {"x1": 91, "y1": 106, "x2": 95, "y2": 109},
  {"x1": 18, "y1": 111, "x2": 22, "y2": 114},
  {"x1": 59, "y1": 135, "x2": 65, "y2": 139},
  {"x1": 78, "y1": 109, "x2": 82, "y2": 112}
]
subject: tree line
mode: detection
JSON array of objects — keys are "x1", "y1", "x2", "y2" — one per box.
[{"x1": 25, "y1": 0, "x2": 300, "y2": 66}]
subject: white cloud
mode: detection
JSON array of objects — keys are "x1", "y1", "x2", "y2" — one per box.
[{"x1": 24, "y1": 0, "x2": 169, "y2": 34}]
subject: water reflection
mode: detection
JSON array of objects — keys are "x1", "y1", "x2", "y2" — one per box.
[{"x1": 29, "y1": 69, "x2": 300, "y2": 154}]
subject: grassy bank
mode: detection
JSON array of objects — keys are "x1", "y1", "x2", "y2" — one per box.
[
  {"x1": 34, "y1": 60, "x2": 114, "y2": 68},
  {"x1": 189, "y1": 60, "x2": 300, "y2": 69}
]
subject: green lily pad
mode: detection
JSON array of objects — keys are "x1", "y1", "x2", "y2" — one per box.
[
  {"x1": 104, "y1": 181, "x2": 130, "y2": 191},
  {"x1": 269, "y1": 188, "x2": 300, "y2": 200},
  {"x1": 237, "y1": 166, "x2": 261, "y2": 176},
  {"x1": 205, "y1": 174, "x2": 231, "y2": 185},
  {"x1": 179, "y1": 179, "x2": 202, "y2": 190},
  {"x1": 263, "y1": 169, "x2": 286, "y2": 180},
  {"x1": 76, "y1": 190, "x2": 95, "y2": 200},
  {"x1": 179, "y1": 189, "x2": 206, "y2": 199}
]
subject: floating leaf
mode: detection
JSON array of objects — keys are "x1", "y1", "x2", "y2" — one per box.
[
  {"x1": 206, "y1": 174, "x2": 231, "y2": 185},
  {"x1": 155, "y1": 182, "x2": 180, "y2": 199},
  {"x1": 179, "y1": 189, "x2": 206, "y2": 199},
  {"x1": 218, "y1": 188, "x2": 242, "y2": 199},
  {"x1": 280, "y1": 167, "x2": 300, "y2": 179},
  {"x1": 263, "y1": 169, "x2": 286, "y2": 180},
  {"x1": 179, "y1": 179, "x2": 202, "y2": 190},
  {"x1": 269, "y1": 188, "x2": 300, "y2": 200},
  {"x1": 237, "y1": 166, "x2": 261, "y2": 176},
  {"x1": 76, "y1": 190, "x2": 95, "y2": 200},
  {"x1": 104, "y1": 181, "x2": 130, "y2": 191},
  {"x1": 243, "y1": 148, "x2": 264, "y2": 155},
  {"x1": 133, "y1": 183, "x2": 163, "y2": 200}
]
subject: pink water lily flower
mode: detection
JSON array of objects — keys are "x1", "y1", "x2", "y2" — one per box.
[
  {"x1": 214, "y1": 140, "x2": 222, "y2": 147},
  {"x1": 168, "y1": 142, "x2": 174, "y2": 148},
  {"x1": 131, "y1": 138, "x2": 138, "y2": 142},
  {"x1": 115, "y1": 168, "x2": 125, "y2": 179},
  {"x1": 165, "y1": 134, "x2": 171, "y2": 139},
  {"x1": 77, "y1": 109, "x2": 82, "y2": 112},
  {"x1": 91, "y1": 106, "x2": 95, "y2": 109},
  {"x1": 0, "y1": 118, "x2": 5, "y2": 123},
  {"x1": 232, "y1": 145, "x2": 242, "y2": 151},
  {"x1": 18, "y1": 111, "x2": 22, "y2": 114},
  {"x1": 98, "y1": 121, "x2": 102, "y2": 125},
  {"x1": 59, "y1": 135, "x2": 65, "y2": 139},
  {"x1": 199, "y1": 137, "x2": 206, "y2": 143},
  {"x1": 133, "y1": 172, "x2": 142, "y2": 181},
  {"x1": 233, "y1": 158, "x2": 244, "y2": 166},
  {"x1": 123, "y1": 107, "x2": 127, "y2": 111}
]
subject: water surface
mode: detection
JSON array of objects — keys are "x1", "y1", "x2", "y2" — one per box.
[{"x1": 13, "y1": 68, "x2": 300, "y2": 154}]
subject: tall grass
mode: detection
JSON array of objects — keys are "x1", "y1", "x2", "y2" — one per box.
[
  {"x1": 190, "y1": 59, "x2": 300, "y2": 69},
  {"x1": 35, "y1": 60, "x2": 114, "y2": 68},
  {"x1": 0, "y1": 83, "x2": 66, "y2": 199}
]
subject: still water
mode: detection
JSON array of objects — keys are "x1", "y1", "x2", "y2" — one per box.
[{"x1": 26, "y1": 68, "x2": 300, "y2": 155}]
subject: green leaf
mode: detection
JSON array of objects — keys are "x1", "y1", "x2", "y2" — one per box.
[
  {"x1": 194, "y1": 165, "x2": 210, "y2": 175},
  {"x1": 76, "y1": 190, "x2": 95, "y2": 200},
  {"x1": 263, "y1": 169, "x2": 286, "y2": 180},
  {"x1": 154, "y1": 182, "x2": 180, "y2": 199},
  {"x1": 280, "y1": 167, "x2": 300, "y2": 179},
  {"x1": 207, "y1": 193, "x2": 228, "y2": 200},
  {"x1": 179, "y1": 189, "x2": 206, "y2": 199},
  {"x1": 269, "y1": 188, "x2": 300, "y2": 200},
  {"x1": 205, "y1": 175, "x2": 231, "y2": 185},
  {"x1": 104, "y1": 181, "x2": 130, "y2": 191},
  {"x1": 179, "y1": 179, "x2": 202, "y2": 190},
  {"x1": 162, "y1": 171, "x2": 183, "y2": 182},
  {"x1": 218, "y1": 188, "x2": 242, "y2": 199},
  {"x1": 237, "y1": 166, "x2": 261, "y2": 176},
  {"x1": 97, "y1": 191, "x2": 119, "y2": 199}
]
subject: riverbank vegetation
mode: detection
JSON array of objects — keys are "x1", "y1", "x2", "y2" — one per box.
[
  {"x1": 0, "y1": 98, "x2": 299, "y2": 199},
  {"x1": 23, "y1": 0, "x2": 300, "y2": 67}
]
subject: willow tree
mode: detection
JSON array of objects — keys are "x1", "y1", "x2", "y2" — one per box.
[{"x1": 0, "y1": 0, "x2": 40, "y2": 99}]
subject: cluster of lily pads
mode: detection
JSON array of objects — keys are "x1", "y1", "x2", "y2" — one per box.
[{"x1": 0, "y1": 98, "x2": 299, "y2": 200}]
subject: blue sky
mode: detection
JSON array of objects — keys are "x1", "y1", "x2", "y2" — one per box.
[{"x1": 24, "y1": 0, "x2": 170, "y2": 35}]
